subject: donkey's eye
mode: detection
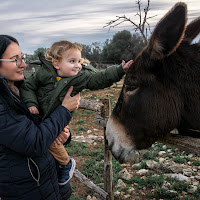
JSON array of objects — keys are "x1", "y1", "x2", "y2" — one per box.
[{"x1": 125, "y1": 85, "x2": 138, "y2": 92}]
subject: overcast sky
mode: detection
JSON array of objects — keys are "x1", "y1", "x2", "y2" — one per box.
[{"x1": 1, "y1": 0, "x2": 199, "y2": 54}]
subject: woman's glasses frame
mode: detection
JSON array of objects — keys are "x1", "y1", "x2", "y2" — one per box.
[{"x1": 0, "y1": 55, "x2": 26, "y2": 68}]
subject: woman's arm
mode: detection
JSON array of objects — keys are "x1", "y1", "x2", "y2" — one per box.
[
  {"x1": 0, "y1": 86, "x2": 80, "y2": 157},
  {"x1": 0, "y1": 102, "x2": 71, "y2": 157}
]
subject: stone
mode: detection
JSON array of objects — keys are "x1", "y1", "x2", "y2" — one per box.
[
  {"x1": 114, "y1": 191, "x2": 120, "y2": 196},
  {"x1": 115, "y1": 179, "x2": 126, "y2": 189},
  {"x1": 119, "y1": 168, "x2": 133, "y2": 180},
  {"x1": 146, "y1": 160, "x2": 158, "y2": 169},
  {"x1": 162, "y1": 181, "x2": 171, "y2": 190},
  {"x1": 86, "y1": 195, "x2": 92, "y2": 200},
  {"x1": 170, "y1": 174, "x2": 189, "y2": 181},
  {"x1": 159, "y1": 158, "x2": 165, "y2": 163},
  {"x1": 183, "y1": 168, "x2": 193, "y2": 177},
  {"x1": 132, "y1": 163, "x2": 141, "y2": 168},
  {"x1": 136, "y1": 169, "x2": 149, "y2": 175},
  {"x1": 124, "y1": 194, "x2": 131, "y2": 199},
  {"x1": 158, "y1": 151, "x2": 166, "y2": 156},
  {"x1": 187, "y1": 185, "x2": 198, "y2": 193},
  {"x1": 128, "y1": 188, "x2": 135, "y2": 194},
  {"x1": 195, "y1": 176, "x2": 200, "y2": 181}
]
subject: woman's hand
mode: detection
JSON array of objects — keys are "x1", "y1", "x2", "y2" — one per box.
[
  {"x1": 56, "y1": 126, "x2": 70, "y2": 145},
  {"x1": 61, "y1": 86, "x2": 81, "y2": 112}
]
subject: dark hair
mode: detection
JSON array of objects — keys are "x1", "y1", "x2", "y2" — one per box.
[
  {"x1": 0, "y1": 36, "x2": 37, "y2": 123},
  {"x1": 0, "y1": 35, "x2": 19, "y2": 59},
  {"x1": 0, "y1": 77, "x2": 37, "y2": 123},
  {"x1": 0, "y1": 35, "x2": 23, "y2": 87}
]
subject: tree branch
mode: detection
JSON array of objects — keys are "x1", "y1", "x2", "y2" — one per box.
[{"x1": 103, "y1": 0, "x2": 157, "y2": 43}]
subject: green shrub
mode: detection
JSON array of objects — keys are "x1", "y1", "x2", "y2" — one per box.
[
  {"x1": 172, "y1": 181, "x2": 191, "y2": 192},
  {"x1": 66, "y1": 142, "x2": 89, "y2": 156},
  {"x1": 173, "y1": 156, "x2": 190, "y2": 164},
  {"x1": 192, "y1": 186, "x2": 200, "y2": 199},
  {"x1": 72, "y1": 120, "x2": 86, "y2": 125},
  {"x1": 193, "y1": 159, "x2": 200, "y2": 166},
  {"x1": 81, "y1": 158, "x2": 104, "y2": 184},
  {"x1": 74, "y1": 127, "x2": 87, "y2": 132},
  {"x1": 69, "y1": 194, "x2": 86, "y2": 200},
  {"x1": 90, "y1": 94, "x2": 98, "y2": 99},
  {"x1": 81, "y1": 89, "x2": 90, "y2": 93},
  {"x1": 84, "y1": 110, "x2": 95, "y2": 114},
  {"x1": 144, "y1": 175, "x2": 164, "y2": 188},
  {"x1": 154, "y1": 188, "x2": 179, "y2": 200}
]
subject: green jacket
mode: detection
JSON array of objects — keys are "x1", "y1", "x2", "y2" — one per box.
[{"x1": 20, "y1": 52, "x2": 125, "y2": 120}]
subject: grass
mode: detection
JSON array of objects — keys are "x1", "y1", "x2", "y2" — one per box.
[
  {"x1": 72, "y1": 120, "x2": 86, "y2": 125},
  {"x1": 66, "y1": 140, "x2": 200, "y2": 200},
  {"x1": 154, "y1": 188, "x2": 179, "y2": 200},
  {"x1": 127, "y1": 175, "x2": 162, "y2": 189},
  {"x1": 66, "y1": 142, "x2": 90, "y2": 156},
  {"x1": 69, "y1": 194, "x2": 86, "y2": 200},
  {"x1": 84, "y1": 110, "x2": 95, "y2": 114},
  {"x1": 74, "y1": 126, "x2": 88, "y2": 133},
  {"x1": 173, "y1": 156, "x2": 191, "y2": 164},
  {"x1": 80, "y1": 110, "x2": 95, "y2": 117},
  {"x1": 172, "y1": 180, "x2": 191, "y2": 192},
  {"x1": 193, "y1": 159, "x2": 200, "y2": 166},
  {"x1": 90, "y1": 94, "x2": 98, "y2": 99}
]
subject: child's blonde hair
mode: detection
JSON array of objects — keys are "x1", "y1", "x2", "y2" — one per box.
[
  {"x1": 45, "y1": 40, "x2": 82, "y2": 62},
  {"x1": 82, "y1": 58, "x2": 90, "y2": 65}
]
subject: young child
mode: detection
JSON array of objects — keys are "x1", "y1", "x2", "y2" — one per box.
[{"x1": 20, "y1": 40, "x2": 133, "y2": 185}]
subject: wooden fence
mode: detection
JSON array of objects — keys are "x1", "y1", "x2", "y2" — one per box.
[
  {"x1": 76, "y1": 98, "x2": 112, "y2": 200},
  {"x1": 75, "y1": 98, "x2": 200, "y2": 200}
]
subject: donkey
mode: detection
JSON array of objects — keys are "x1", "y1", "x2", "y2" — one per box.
[{"x1": 106, "y1": 2, "x2": 200, "y2": 163}]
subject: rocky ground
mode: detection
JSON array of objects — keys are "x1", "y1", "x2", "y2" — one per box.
[{"x1": 70, "y1": 136, "x2": 200, "y2": 200}]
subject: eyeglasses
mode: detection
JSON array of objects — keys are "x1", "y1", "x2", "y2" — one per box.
[{"x1": 0, "y1": 55, "x2": 26, "y2": 67}]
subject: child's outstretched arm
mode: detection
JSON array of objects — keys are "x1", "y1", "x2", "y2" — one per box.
[{"x1": 82, "y1": 59, "x2": 133, "y2": 91}]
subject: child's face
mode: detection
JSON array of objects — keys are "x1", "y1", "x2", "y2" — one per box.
[{"x1": 53, "y1": 49, "x2": 82, "y2": 77}]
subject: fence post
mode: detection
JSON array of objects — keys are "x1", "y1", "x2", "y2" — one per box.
[{"x1": 102, "y1": 99, "x2": 114, "y2": 200}]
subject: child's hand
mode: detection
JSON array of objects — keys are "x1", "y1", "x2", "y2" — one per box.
[
  {"x1": 122, "y1": 60, "x2": 134, "y2": 72},
  {"x1": 28, "y1": 106, "x2": 39, "y2": 114},
  {"x1": 56, "y1": 126, "x2": 70, "y2": 145}
]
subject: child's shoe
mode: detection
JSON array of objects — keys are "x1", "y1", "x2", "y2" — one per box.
[{"x1": 58, "y1": 158, "x2": 76, "y2": 185}]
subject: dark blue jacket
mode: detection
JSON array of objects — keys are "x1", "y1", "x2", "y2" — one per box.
[{"x1": 0, "y1": 78, "x2": 72, "y2": 200}]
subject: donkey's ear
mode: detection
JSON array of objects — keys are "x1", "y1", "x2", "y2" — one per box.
[
  {"x1": 147, "y1": 2, "x2": 187, "y2": 60},
  {"x1": 183, "y1": 17, "x2": 200, "y2": 44}
]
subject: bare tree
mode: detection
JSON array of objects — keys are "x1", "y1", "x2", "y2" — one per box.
[{"x1": 103, "y1": 0, "x2": 157, "y2": 44}]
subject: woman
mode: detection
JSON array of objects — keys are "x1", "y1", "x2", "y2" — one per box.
[{"x1": 0, "y1": 35, "x2": 80, "y2": 200}]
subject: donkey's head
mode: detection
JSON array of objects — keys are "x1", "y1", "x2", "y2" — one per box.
[{"x1": 106, "y1": 2, "x2": 200, "y2": 163}]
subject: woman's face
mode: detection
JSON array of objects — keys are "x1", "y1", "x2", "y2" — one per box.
[{"x1": 0, "y1": 42, "x2": 26, "y2": 84}]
